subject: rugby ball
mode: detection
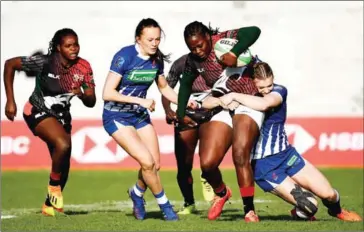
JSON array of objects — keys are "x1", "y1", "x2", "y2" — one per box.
[
  {"x1": 295, "y1": 207, "x2": 310, "y2": 219},
  {"x1": 292, "y1": 195, "x2": 318, "y2": 220},
  {"x1": 214, "y1": 38, "x2": 252, "y2": 67}
]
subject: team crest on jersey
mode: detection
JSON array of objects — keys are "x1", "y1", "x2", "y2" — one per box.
[
  {"x1": 152, "y1": 60, "x2": 156, "y2": 69},
  {"x1": 73, "y1": 74, "x2": 84, "y2": 82},
  {"x1": 115, "y1": 56, "x2": 125, "y2": 68}
]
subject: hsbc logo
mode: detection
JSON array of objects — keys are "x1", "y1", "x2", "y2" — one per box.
[
  {"x1": 285, "y1": 124, "x2": 316, "y2": 155},
  {"x1": 71, "y1": 127, "x2": 129, "y2": 163},
  {"x1": 71, "y1": 127, "x2": 176, "y2": 164},
  {"x1": 70, "y1": 124, "x2": 317, "y2": 164}
]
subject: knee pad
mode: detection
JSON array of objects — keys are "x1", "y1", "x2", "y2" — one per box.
[{"x1": 290, "y1": 184, "x2": 318, "y2": 217}]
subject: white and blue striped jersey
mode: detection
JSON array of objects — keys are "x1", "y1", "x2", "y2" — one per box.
[
  {"x1": 103, "y1": 44, "x2": 163, "y2": 115},
  {"x1": 251, "y1": 84, "x2": 289, "y2": 160}
]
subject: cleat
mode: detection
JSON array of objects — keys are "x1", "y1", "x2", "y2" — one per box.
[
  {"x1": 207, "y1": 186, "x2": 232, "y2": 220},
  {"x1": 177, "y1": 204, "x2": 197, "y2": 215},
  {"x1": 160, "y1": 203, "x2": 179, "y2": 221},
  {"x1": 291, "y1": 208, "x2": 316, "y2": 221},
  {"x1": 244, "y1": 210, "x2": 260, "y2": 222},
  {"x1": 200, "y1": 175, "x2": 215, "y2": 202},
  {"x1": 47, "y1": 185, "x2": 63, "y2": 211},
  {"x1": 127, "y1": 188, "x2": 146, "y2": 220},
  {"x1": 329, "y1": 209, "x2": 362, "y2": 222},
  {"x1": 41, "y1": 204, "x2": 55, "y2": 217}
]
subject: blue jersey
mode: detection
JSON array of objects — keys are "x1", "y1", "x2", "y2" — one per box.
[
  {"x1": 252, "y1": 84, "x2": 289, "y2": 159},
  {"x1": 103, "y1": 44, "x2": 164, "y2": 117}
]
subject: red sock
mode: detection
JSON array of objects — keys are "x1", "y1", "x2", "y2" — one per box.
[
  {"x1": 240, "y1": 186, "x2": 255, "y2": 197},
  {"x1": 49, "y1": 172, "x2": 61, "y2": 186},
  {"x1": 214, "y1": 183, "x2": 227, "y2": 197},
  {"x1": 214, "y1": 183, "x2": 226, "y2": 194},
  {"x1": 50, "y1": 172, "x2": 61, "y2": 181},
  {"x1": 240, "y1": 186, "x2": 255, "y2": 213}
]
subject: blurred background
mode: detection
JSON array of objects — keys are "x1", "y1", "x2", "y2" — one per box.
[{"x1": 1, "y1": 1, "x2": 363, "y2": 169}]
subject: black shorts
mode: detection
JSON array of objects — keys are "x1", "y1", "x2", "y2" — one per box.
[{"x1": 23, "y1": 103, "x2": 72, "y2": 136}]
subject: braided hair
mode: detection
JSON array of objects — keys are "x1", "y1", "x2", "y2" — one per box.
[
  {"x1": 252, "y1": 62, "x2": 274, "y2": 80},
  {"x1": 47, "y1": 28, "x2": 78, "y2": 56},
  {"x1": 135, "y1": 18, "x2": 171, "y2": 63},
  {"x1": 183, "y1": 21, "x2": 220, "y2": 42}
]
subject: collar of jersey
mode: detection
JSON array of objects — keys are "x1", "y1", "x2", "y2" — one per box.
[{"x1": 135, "y1": 44, "x2": 150, "y2": 60}]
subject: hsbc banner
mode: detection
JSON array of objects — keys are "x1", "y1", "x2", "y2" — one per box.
[{"x1": 1, "y1": 118, "x2": 363, "y2": 170}]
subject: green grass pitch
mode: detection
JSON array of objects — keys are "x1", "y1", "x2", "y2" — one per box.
[{"x1": 1, "y1": 169, "x2": 363, "y2": 231}]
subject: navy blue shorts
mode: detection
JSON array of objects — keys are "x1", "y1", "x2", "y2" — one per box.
[
  {"x1": 252, "y1": 146, "x2": 305, "y2": 192},
  {"x1": 103, "y1": 110, "x2": 151, "y2": 136}
]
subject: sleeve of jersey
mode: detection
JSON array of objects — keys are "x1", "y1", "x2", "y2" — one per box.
[
  {"x1": 20, "y1": 55, "x2": 46, "y2": 73},
  {"x1": 157, "y1": 60, "x2": 164, "y2": 76},
  {"x1": 230, "y1": 26, "x2": 261, "y2": 57},
  {"x1": 272, "y1": 85, "x2": 288, "y2": 103},
  {"x1": 218, "y1": 29, "x2": 239, "y2": 40},
  {"x1": 82, "y1": 62, "x2": 96, "y2": 89},
  {"x1": 176, "y1": 57, "x2": 198, "y2": 118},
  {"x1": 166, "y1": 61, "x2": 182, "y2": 88},
  {"x1": 109, "y1": 49, "x2": 128, "y2": 76}
]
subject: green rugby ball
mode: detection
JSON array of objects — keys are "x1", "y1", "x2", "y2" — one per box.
[{"x1": 214, "y1": 38, "x2": 252, "y2": 67}]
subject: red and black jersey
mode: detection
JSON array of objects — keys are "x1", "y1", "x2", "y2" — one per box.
[
  {"x1": 20, "y1": 53, "x2": 95, "y2": 116},
  {"x1": 166, "y1": 54, "x2": 210, "y2": 93},
  {"x1": 184, "y1": 29, "x2": 258, "y2": 95}
]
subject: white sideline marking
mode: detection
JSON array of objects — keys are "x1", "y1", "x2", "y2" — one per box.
[
  {"x1": 1, "y1": 199, "x2": 274, "y2": 219},
  {"x1": 1, "y1": 215, "x2": 17, "y2": 219}
]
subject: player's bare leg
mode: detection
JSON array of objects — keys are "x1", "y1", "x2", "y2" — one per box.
[
  {"x1": 199, "y1": 121, "x2": 232, "y2": 220},
  {"x1": 292, "y1": 159, "x2": 362, "y2": 222},
  {"x1": 232, "y1": 114, "x2": 260, "y2": 222}
]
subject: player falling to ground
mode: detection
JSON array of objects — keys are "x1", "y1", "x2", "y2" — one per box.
[
  {"x1": 162, "y1": 54, "x2": 217, "y2": 215},
  {"x1": 215, "y1": 62, "x2": 362, "y2": 222},
  {"x1": 3, "y1": 28, "x2": 97, "y2": 216},
  {"x1": 102, "y1": 18, "x2": 196, "y2": 221},
  {"x1": 177, "y1": 21, "x2": 262, "y2": 222}
]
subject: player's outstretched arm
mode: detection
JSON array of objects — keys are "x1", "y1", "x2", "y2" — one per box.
[
  {"x1": 4, "y1": 55, "x2": 44, "y2": 121},
  {"x1": 3, "y1": 57, "x2": 23, "y2": 121},
  {"x1": 202, "y1": 96, "x2": 224, "y2": 109},
  {"x1": 230, "y1": 26, "x2": 261, "y2": 57},
  {"x1": 220, "y1": 92, "x2": 282, "y2": 111},
  {"x1": 157, "y1": 75, "x2": 178, "y2": 105},
  {"x1": 176, "y1": 72, "x2": 196, "y2": 119},
  {"x1": 220, "y1": 26, "x2": 261, "y2": 67},
  {"x1": 78, "y1": 88, "x2": 96, "y2": 108}
]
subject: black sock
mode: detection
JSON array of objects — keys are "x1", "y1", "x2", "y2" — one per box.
[
  {"x1": 242, "y1": 196, "x2": 255, "y2": 214},
  {"x1": 177, "y1": 172, "x2": 194, "y2": 206},
  {"x1": 44, "y1": 196, "x2": 52, "y2": 207},
  {"x1": 49, "y1": 177, "x2": 61, "y2": 186},
  {"x1": 323, "y1": 198, "x2": 342, "y2": 215},
  {"x1": 184, "y1": 201, "x2": 195, "y2": 207},
  {"x1": 215, "y1": 187, "x2": 227, "y2": 198},
  {"x1": 322, "y1": 189, "x2": 342, "y2": 215},
  {"x1": 49, "y1": 172, "x2": 61, "y2": 186}
]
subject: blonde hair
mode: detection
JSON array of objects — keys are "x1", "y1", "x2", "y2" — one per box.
[{"x1": 253, "y1": 62, "x2": 274, "y2": 80}]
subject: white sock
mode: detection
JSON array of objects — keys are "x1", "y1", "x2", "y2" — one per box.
[
  {"x1": 154, "y1": 189, "x2": 169, "y2": 205},
  {"x1": 133, "y1": 183, "x2": 146, "y2": 197},
  {"x1": 333, "y1": 189, "x2": 340, "y2": 203}
]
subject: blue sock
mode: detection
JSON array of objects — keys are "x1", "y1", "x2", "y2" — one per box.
[
  {"x1": 154, "y1": 189, "x2": 169, "y2": 207},
  {"x1": 132, "y1": 183, "x2": 146, "y2": 197}
]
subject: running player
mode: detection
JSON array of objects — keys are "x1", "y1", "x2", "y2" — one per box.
[
  {"x1": 218, "y1": 62, "x2": 362, "y2": 222},
  {"x1": 162, "y1": 54, "x2": 216, "y2": 214},
  {"x1": 3, "y1": 28, "x2": 96, "y2": 216},
  {"x1": 177, "y1": 21, "x2": 263, "y2": 222},
  {"x1": 102, "y1": 18, "x2": 195, "y2": 221}
]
